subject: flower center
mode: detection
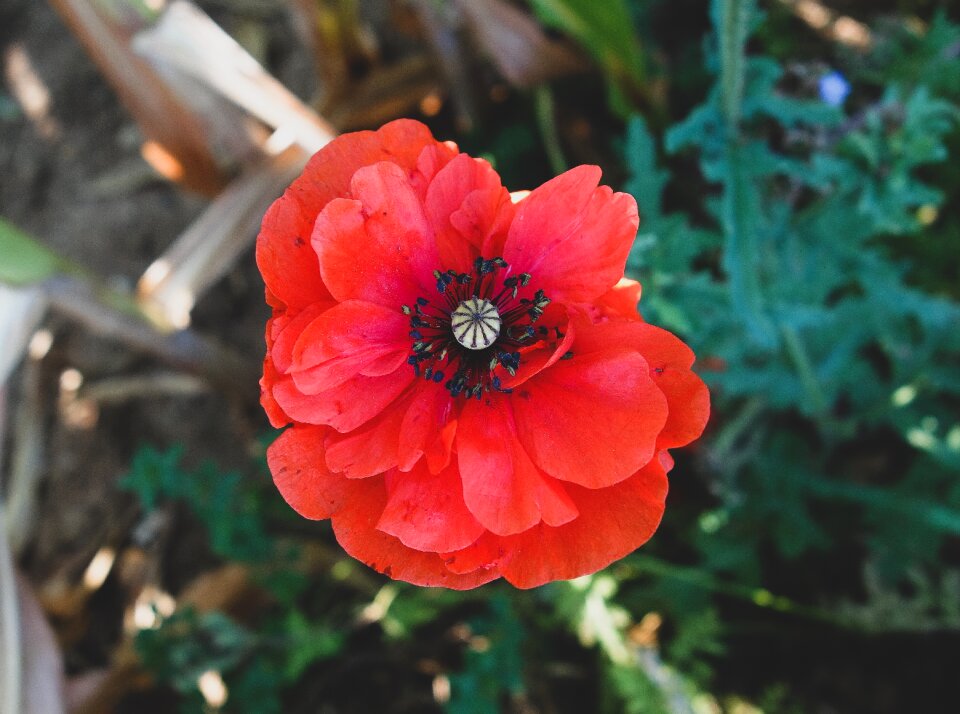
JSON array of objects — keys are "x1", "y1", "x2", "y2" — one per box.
[
  {"x1": 402, "y1": 256, "x2": 551, "y2": 399},
  {"x1": 451, "y1": 297, "x2": 501, "y2": 350}
]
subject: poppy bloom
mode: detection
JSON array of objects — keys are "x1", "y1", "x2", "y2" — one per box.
[{"x1": 258, "y1": 119, "x2": 709, "y2": 589}]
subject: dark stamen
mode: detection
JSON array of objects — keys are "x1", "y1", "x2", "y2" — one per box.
[{"x1": 402, "y1": 256, "x2": 552, "y2": 398}]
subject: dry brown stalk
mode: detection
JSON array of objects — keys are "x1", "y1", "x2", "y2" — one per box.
[{"x1": 47, "y1": 0, "x2": 230, "y2": 195}]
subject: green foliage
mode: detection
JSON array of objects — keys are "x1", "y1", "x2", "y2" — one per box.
[
  {"x1": 861, "y1": 11, "x2": 960, "y2": 98},
  {"x1": 135, "y1": 606, "x2": 344, "y2": 714},
  {"x1": 119, "y1": 445, "x2": 271, "y2": 563},
  {"x1": 545, "y1": 576, "x2": 703, "y2": 713},
  {"x1": 0, "y1": 91, "x2": 20, "y2": 121},
  {"x1": 471, "y1": 119, "x2": 542, "y2": 190},
  {"x1": 836, "y1": 86, "x2": 956, "y2": 234},
  {"x1": 123, "y1": 446, "x2": 350, "y2": 712},
  {"x1": 136, "y1": 609, "x2": 261, "y2": 714},
  {"x1": 526, "y1": 0, "x2": 646, "y2": 115},
  {"x1": 279, "y1": 609, "x2": 345, "y2": 681},
  {"x1": 633, "y1": 0, "x2": 960, "y2": 423},
  {"x1": 0, "y1": 217, "x2": 63, "y2": 286},
  {"x1": 137, "y1": 609, "x2": 255, "y2": 698},
  {"x1": 835, "y1": 563, "x2": 960, "y2": 632},
  {"x1": 622, "y1": 0, "x2": 960, "y2": 676},
  {"x1": 602, "y1": 663, "x2": 666, "y2": 714},
  {"x1": 222, "y1": 660, "x2": 286, "y2": 714},
  {"x1": 663, "y1": 608, "x2": 724, "y2": 685},
  {"x1": 382, "y1": 583, "x2": 475, "y2": 638},
  {"x1": 624, "y1": 115, "x2": 721, "y2": 335},
  {"x1": 447, "y1": 593, "x2": 526, "y2": 714}
]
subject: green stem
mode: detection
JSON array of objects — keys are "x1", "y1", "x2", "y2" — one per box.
[
  {"x1": 780, "y1": 324, "x2": 828, "y2": 417},
  {"x1": 626, "y1": 555, "x2": 856, "y2": 629},
  {"x1": 717, "y1": 0, "x2": 748, "y2": 129},
  {"x1": 710, "y1": 396, "x2": 766, "y2": 463},
  {"x1": 805, "y1": 477, "x2": 960, "y2": 536},
  {"x1": 535, "y1": 85, "x2": 568, "y2": 176},
  {"x1": 715, "y1": 0, "x2": 776, "y2": 346}
]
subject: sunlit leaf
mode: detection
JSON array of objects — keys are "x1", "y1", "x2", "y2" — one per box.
[
  {"x1": 527, "y1": 0, "x2": 646, "y2": 114},
  {"x1": 0, "y1": 218, "x2": 61, "y2": 287}
]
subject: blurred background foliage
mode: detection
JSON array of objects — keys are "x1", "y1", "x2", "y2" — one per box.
[{"x1": 1, "y1": 0, "x2": 959, "y2": 712}]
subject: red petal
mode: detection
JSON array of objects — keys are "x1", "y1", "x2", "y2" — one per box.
[
  {"x1": 425, "y1": 154, "x2": 514, "y2": 273},
  {"x1": 658, "y1": 450, "x2": 675, "y2": 472},
  {"x1": 503, "y1": 165, "x2": 638, "y2": 303},
  {"x1": 377, "y1": 463, "x2": 486, "y2": 552},
  {"x1": 498, "y1": 303, "x2": 574, "y2": 390},
  {"x1": 331, "y1": 476, "x2": 499, "y2": 589},
  {"x1": 414, "y1": 141, "x2": 461, "y2": 195},
  {"x1": 267, "y1": 426, "x2": 350, "y2": 520},
  {"x1": 297, "y1": 120, "x2": 443, "y2": 204},
  {"x1": 513, "y1": 348, "x2": 667, "y2": 488},
  {"x1": 270, "y1": 302, "x2": 333, "y2": 374},
  {"x1": 625, "y1": 322, "x2": 696, "y2": 369},
  {"x1": 256, "y1": 195, "x2": 334, "y2": 310},
  {"x1": 360, "y1": 351, "x2": 411, "y2": 377},
  {"x1": 654, "y1": 368, "x2": 710, "y2": 449},
  {"x1": 458, "y1": 397, "x2": 578, "y2": 535},
  {"x1": 397, "y1": 386, "x2": 458, "y2": 473},
  {"x1": 324, "y1": 397, "x2": 407, "y2": 478},
  {"x1": 272, "y1": 369, "x2": 413, "y2": 432},
  {"x1": 260, "y1": 352, "x2": 290, "y2": 428},
  {"x1": 595, "y1": 278, "x2": 643, "y2": 321},
  {"x1": 569, "y1": 319, "x2": 694, "y2": 369},
  {"x1": 531, "y1": 318, "x2": 709, "y2": 450},
  {"x1": 537, "y1": 476, "x2": 579, "y2": 526},
  {"x1": 376, "y1": 121, "x2": 454, "y2": 170},
  {"x1": 441, "y1": 532, "x2": 502, "y2": 575},
  {"x1": 498, "y1": 460, "x2": 668, "y2": 588},
  {"x1": 289, "y1": 300, "x2": 408, "y2": 392},
  {"x1": 257, "y1": 120, "x2": 444, "y2": 310},
  {"x1": 628, "y1": 324, "x2": 709, "y2": 449},
  {"x1": 313, "y1": 162, "x2": 439, "y2": 307}
]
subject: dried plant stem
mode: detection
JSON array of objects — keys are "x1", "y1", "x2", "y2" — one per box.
[
  {"x1": 138, "y1": 146, "x2": 306, "y2": 330},
  {"x1": 5, "y1": 359, "x2": 44, "y2": 557},
  {"x1": 410, "y1": 0, "x2": 476, "y2": 132},
  {"x1": 81, "y1": 373, "x2": 208, "y2": 404},
  {"x1": 454, "y1": 0, "x2": 586, "y2": 88},
  {"x1": 48, "y1": 0, "x2": 228, "y2": 194},
  {"x1": 43, "y1": 275, "x2": 256, "y2": 399},
  {"x1": 133, "y1": 1, "x2": 335, "y2": 155},
  {"x1": 0, "y1": 510, "x2": 22, "y2": 714}
]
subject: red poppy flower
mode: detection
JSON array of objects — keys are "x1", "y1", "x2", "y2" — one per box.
[{"x1": 257, "y1": 119, "x2": 709, "y2": 589}]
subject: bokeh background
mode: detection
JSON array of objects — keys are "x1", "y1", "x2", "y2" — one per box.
[{"x1": 1, "y1": 0, "x2": 959, "y2": 712}]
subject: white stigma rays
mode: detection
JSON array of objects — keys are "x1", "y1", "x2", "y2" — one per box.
[{"x1": 450, "y1": 297, "x2": 501, "y2": 350}]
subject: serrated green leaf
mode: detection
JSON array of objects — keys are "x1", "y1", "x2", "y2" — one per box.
[{"x1": 624, "y1": 115, "x2": 668, "y2": 227}]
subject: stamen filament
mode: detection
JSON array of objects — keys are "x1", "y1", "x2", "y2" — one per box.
[{"x1": 403, "y1": 256, "x2": 549, "y2": 398}]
